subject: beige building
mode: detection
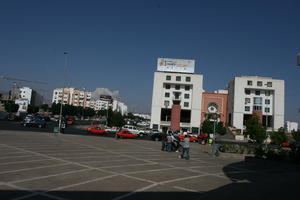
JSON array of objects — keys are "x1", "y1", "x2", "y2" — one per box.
[{"x1": 52, "y1": 88, "x2": 92, "y2": 108}]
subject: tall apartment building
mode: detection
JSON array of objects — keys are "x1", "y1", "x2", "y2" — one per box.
[
  {"x1": 227, "y1": 76, "x2": 284, "y2": 131},
  {"x1": 150, "y1": 58, "x2": 203, "y2": 134},
  {"x1": 52, "y1": 88, "x2": 92, "y2": 108}
]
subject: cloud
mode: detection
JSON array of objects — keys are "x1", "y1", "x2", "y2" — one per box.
[{"x1": 91, "y1": 88, "x2": 119, "y2": 100}]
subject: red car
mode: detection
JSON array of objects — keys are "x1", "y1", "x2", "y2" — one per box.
[
  {"x1": 178, "y1": 135, "x2": 198, "y2": 142},
  {"x1": 87, "y1": 126, "x2": 107, "y2": 134},
  {"x1": 116, "y1": 129, "x2": 139, "y2": 139},
  {"x1": 66, "y1": 118, "x2": 75, "y2": 125}
]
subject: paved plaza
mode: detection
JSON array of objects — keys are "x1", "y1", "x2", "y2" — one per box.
[{"x1": 0, "y1": 128, "x2": 300, "y2": 200}]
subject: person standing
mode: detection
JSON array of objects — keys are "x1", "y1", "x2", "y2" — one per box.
[
  {"x1": 161, "y1": 132, "x2": 167, "y2": 151},
  {"x1": 180, "y1": 135, "x2": 190, "y2": 160}
]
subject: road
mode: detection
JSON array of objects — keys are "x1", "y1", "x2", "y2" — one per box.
[{"x1": 0, "y1": 120, "x2": 300, "y2": 200}]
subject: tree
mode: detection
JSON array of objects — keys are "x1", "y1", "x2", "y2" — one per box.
[
  {"x1": 217, "y1": 122, "x2": 227, "y2": 135},
  {"x1": 27, "y1": 105, "x2": 39, "y2": 114},
  {"x1": 4, "y1": 102, "x2": 19, "y2": 113},
  {"x1": 245, "y1": 116, "x2": 266, "y2": 144},
  {"x1": 270, "y1": 127, "x2": 287, "y2": 145},
  {"x1": 292, "y1": 131, "x2": 300, "y2": 142},
  {"x1": 201, "y1": 119, "x2": 214, "y2": 133},
  {"x1": 40, "y1": 104, "x2": 49, "y2": 112}
]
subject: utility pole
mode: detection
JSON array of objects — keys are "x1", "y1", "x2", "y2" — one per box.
[{"x1": 58, "y1": 52, "x2": 68, "y2": 133}]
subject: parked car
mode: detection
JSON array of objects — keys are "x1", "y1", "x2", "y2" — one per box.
[
  {"x1": 122, "y1": 125, "x2": 145, "y2": 136},
  {"x1": 87, "y1": 126, "x2": 107, "y2": 134},
  {"x1": 21, "y1": 115, "x2": 46, "y2": 128},
  {"x1": 178, "y1": 134, "x2": 198, "y2": 142},
  {"x1": 116, "y1": 129, "x2": 139, "y2": 139},
  {"x1": 66, "y1": 118, "x2": 75, "y2": 125},
  {"x1": 150, "y1": 132, "x2": 164, "y2": 141}
]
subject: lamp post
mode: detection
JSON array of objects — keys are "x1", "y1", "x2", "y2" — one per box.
[
  {"x1": 211, "y1": 113, "x2": 219, "y2": 156},
  {"x1": 297, "y1": 53, "x2": 300, "y2": 66},
  {"x1": 58, "y1": 52, "x2": 68, "y2": 133}
]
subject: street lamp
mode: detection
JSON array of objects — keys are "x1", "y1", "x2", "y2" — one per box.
[
  {"x1": 211, "y1": 112, "x2": 219, "y2": 156},
  {"x1": 297, "y1": 53, "x2": 300, "y2": 66},
  {"x1": 58, "y1": 52, "x2": 68, "y2": 133}
]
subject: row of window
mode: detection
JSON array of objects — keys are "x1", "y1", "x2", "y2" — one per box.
[
  {"x1": 245, "y1": 106, "x2": 270, "y2": 112},
  {"x1": 165, "y1": 84, "x2": 190, "y2": 91},
  {"x1": 245, "y1": 89, "x2": 271, "y2": 96},
  {"x1": 247, "y1": 80, "x2": 272, "y2": 87},
  {"x1": 245, "y1": 98, "x2": 270, "y2": 105},
  {"x1": 164, "y1": 100, "x2": 189, "y2": 108},
  {"x1": 165, "y1": 92, "x2": 190, "y2": 99},
  {"x1": 166, "y1": 75, "x2": 191, "y2": 82}
]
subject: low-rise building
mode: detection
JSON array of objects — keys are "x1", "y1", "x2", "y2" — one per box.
[{"x1": 52, "y1": 88, "x2": 91, "y2": 108}]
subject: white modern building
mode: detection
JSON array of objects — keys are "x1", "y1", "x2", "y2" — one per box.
[
  {"x1": 285, "y1": 121, "x2": 298, "y2": 133},
  {"x1": 227, "y1": 76, "x2": 284, "y2": 131},
  {"x1": 15, "y1": 99, "x2": 29, "y2": 113},
  {"x1": 52, "y1": 88, "x2": 92, "y2": 108},
  {"x1": 113, "y1": 100, "x2": 128, "y2": 116},
  {"x1": 150, "y1": 58, "x2": 203, "y2": 134}
]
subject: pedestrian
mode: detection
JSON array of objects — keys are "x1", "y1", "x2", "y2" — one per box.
[
  {"x1": 61, "y1": 121, "x2": 66, "y2": 134},
  {"x1": 179, "y1": 134, "x2": 190, "y2": 160},
  {"x1": 161, "y1": 132, "x2": 167, "y2": 151},
  {"x1": 166, "y1": 133, "x2": 172, "y2": 152}
]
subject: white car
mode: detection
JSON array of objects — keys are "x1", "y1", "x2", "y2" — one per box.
[{"x1": 122, "y1": 125, "x2": 145, "y2": 136}]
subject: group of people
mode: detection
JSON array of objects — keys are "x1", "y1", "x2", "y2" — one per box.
[{"x1": 161, "y1": 132, "x2": 190, "y2": 160}]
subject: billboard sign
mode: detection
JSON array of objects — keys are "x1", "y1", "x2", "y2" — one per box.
[{"x1": 157, "y1": 58, "x2": 195, "y2": 73}]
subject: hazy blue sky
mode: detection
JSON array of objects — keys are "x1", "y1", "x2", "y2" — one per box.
[{"x1": 0, "y1": 0, "x2": 299, "y2": 123}]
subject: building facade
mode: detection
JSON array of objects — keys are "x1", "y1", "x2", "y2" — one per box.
[
  {"x1": 285, "y1": 121, "x2": 298, "y2": 133},
  {"x1": 150, "y1": 59, "x2": 203, "y2": 134},
  {"x1": 201, "y1": 90, "x2": 228, "y2": 125},
  {"x1": 52, "y1": 88, "x2": 92, "y2": 108},
  {"x1": 227, "y1": 76, "x2": 284, "y2": 131}
]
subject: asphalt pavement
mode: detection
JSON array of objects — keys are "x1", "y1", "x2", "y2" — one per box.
[{"x1": 0, "y1": 120, "x2": 300, "y2": 200}]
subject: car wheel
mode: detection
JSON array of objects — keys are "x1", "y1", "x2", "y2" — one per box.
[
  {"x1": 155, "y1": 137, "x2": 159, "y2": 141},
  {"x1": 23, "y1": 124, "x2": 27, "y2": 127}
]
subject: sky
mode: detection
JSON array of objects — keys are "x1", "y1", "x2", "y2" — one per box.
[{"x1": 0, "y1": 0, "x2": 299, "y2": 123}]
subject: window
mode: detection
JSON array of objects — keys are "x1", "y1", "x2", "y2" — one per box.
[
  {"x1": 245, "y1": 89, "x2": 251, "y2": 95},
  {"x1": 185, "y1": 85, "x2": 190, "y2": 91},
  {"x1": 265, "y1": 91, "x2": 271, "y2": 96},
  {"x1": 245, "y1": 98, "x2": 250, "y2": 104},
  {"x1": 253, "y1": 106, "x2": 262, "y2": 111},
  {"x1": 255, "y1": 90, "x2": 260, "y2": 95},
  {"x1": 186, "y1": 77, "x2": 191, "y2": 82},
  {"x1": 247, "y1": 80, "x2": 252, "y2": 86},
  {"x1": 165, "y1": 84, "x2": 171, "y2": 89},
  {"x1": 184, "y1": 94, "x2": 189, "y2": 99},
  {"x1": 164, "y1": 100, "x2": 169, "y2": 107},
  {"x1": 166, "y1": 75, "x2": 171, "y2": 80},
  {"x1": 184, "y1": 102, "x2": 189, "y2": 107},
  {"x1": 176, "y1": 76, "x2": 181, "y2": 81},
  {"x1": 267, "y1": 82, "x2": 272, "y2": 87},
  {"x1": 257, "y1": 81, "x2": 262, "y2": 86},
  {"x1": 265, "y1": 107, "x2": 270, "y2": 113},
  {"x1": 175, "y1": 85, "x2": 180, "y2": 90},
  {"x1": 245, "y1": 106, "x2": 250, "y2": 111},
  {"x1": 254, "y1": 97, "x2": 262, "y2": 105},
  {"x1": 165, "y1": 92, "x2": 170, "y2": 97},
  {"x1": 265, "y1": 99, "x2": 270, "y2": 104}
]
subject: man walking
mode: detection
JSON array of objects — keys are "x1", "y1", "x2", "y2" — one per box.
[{"x1": 179, "y1": 134, "x2": 190, "y2": 160}]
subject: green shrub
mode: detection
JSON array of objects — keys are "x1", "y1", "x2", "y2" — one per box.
[
  {"x1": 245, "y1": 116, "x2": 266, "y2": 144},
  {"x1": 292, "y1": 131, "x2": 300, "y2": 142},
  {"x1": 270, "y1": 128, "x2": 287, "y2": 145}
]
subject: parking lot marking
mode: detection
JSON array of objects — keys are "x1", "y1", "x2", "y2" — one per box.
[
  {"x1": 10, "y1": 168, "x2": 91, "y2": 184},
  {"x1": 0, "y1": 154, "x2": 38, "y2": 160},
  {"x1": 0, "y1": 158, "x2": 53, "y2": 165},
  {"x1": 0, "y1": 163, "x2": 70, "y2": 174}
]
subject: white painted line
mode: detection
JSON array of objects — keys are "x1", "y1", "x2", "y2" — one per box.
[
  {"x1": 50, "y1": 174, "x2": 118, "y2": 191},
  {"x1": 173, "y1": 186, "x2": 201, "y2": 193},
  {"x1": 10, "y1": 168, "x2": 91, "y2": 184},
  {"x1": 0, "y1": 158, "x2": 52, "y2": 165},
  {"x1": 100, "y1": 163, "x2": 156, "y2": 169},
  {"x1": 0, "y1": 154, "x2": 37, "y2": 159},
  {"x1": 0, "y1": 163, "x2": 70, "y2": 175},
  {"x1": 84, "y1": 159, "x2": 131, "y2": 164}
]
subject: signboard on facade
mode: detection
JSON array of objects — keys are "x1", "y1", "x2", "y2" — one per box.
[{"x1": 157, "y1": 58, "x2": 195, "y2": 73}]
